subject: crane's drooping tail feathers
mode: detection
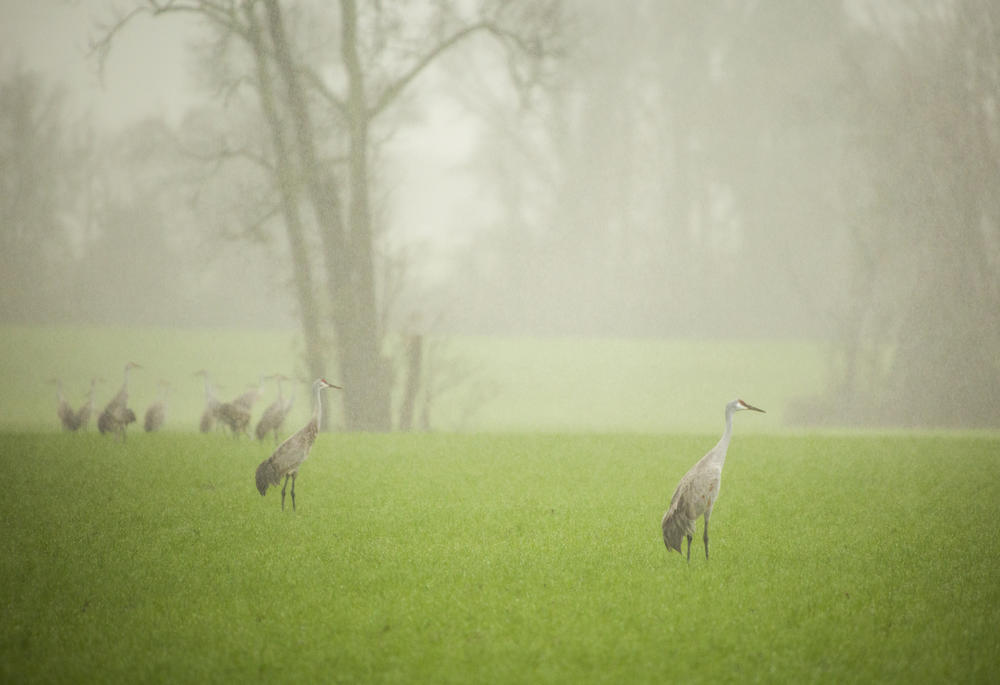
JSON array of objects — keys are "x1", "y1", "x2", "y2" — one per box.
[
  {"x1": 662, "y1": 507, "x2": 694, "y2": 553},
  {"x1": 255, "y1": 458, "x2": 280, "y2": 496},
  {"x1": 97, "y1": 411, "x2": 111, "y2": 435}
]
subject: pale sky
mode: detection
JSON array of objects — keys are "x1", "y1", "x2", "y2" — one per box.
[
  {"x1": 0, "y1": 0, "x2": 493, "y2": 289},
  {"x1": 0, "y1": 0, "x2": 200, "y2": 128}
]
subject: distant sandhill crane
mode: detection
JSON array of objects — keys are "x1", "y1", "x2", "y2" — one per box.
[
  {"x1": 217, "y1": 378, "x2": 263, "y2": 438},
  {"x1": 255, "y1": 374, "x2": 295, "y2": 443},
  {"x1": 98, "y1": 362, "x2": 141, "y2": 441},
  {"x1": 195, "y1": 369, "x2": 221, "y2": 433},
  {"x1": 255, "y1": 378, "x2": 340, "y2": 510},
  {"x1": 662, "y1": 398, "x2": 765, "y2": 561},
  {"x1": 50, "y1": 379, "x2": 80, "y2": 431},
  {"x1": 74, "y1": 378, "x2": 100, "y2": 431},
  {"x1": 144, "y1": 380, "x2": 170, "y2": 432}
]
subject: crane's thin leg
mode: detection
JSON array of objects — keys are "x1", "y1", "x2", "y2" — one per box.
[
  {"x1": 281, "y1": 474, "x2": 290, "y2": 510},
  {"x1": 290, "y1": 473, "x2": 297, "y2": 511},
  {"x1": 685, "y1": 534, "x2": 692, "y2": 562},
  {"x1": 703, "y1": 516, "x2": 710, "y2": 560}
]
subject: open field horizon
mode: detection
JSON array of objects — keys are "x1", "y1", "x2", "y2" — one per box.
[{"x1": 3, "y1": 324, "x2": 834, "y2": 434}]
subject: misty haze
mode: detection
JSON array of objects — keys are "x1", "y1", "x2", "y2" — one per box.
[
  {"x1": 3, "y1": 3, "x2": 1000, "y2": 683},
  {"x1": 1, "y1": 0, "x2": 998, "y2": 431}
]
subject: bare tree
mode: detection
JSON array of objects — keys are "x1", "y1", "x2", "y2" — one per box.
[{"x1": 94, "y1": 0, "x2": 561, "y2": 430}]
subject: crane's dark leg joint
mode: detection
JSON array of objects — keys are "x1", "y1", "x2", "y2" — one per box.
[{"x1": 281, "y1": 474, "x2": 290, "y2": 510}]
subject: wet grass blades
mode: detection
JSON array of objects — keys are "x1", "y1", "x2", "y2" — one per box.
[{"x1": 1, "y1": 431, "x2": 998, "y2": 682}]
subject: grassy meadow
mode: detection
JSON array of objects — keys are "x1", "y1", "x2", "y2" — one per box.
[
  {"x1": 2, "y1": 430, "x2": 999, "y2": 683},
  {"x1": 3, "y1": 325, "x2": 997, "y2": 681}
]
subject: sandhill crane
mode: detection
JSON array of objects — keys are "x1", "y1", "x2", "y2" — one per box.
[
  {"x1": 255, "y1": 374, "x2": 295, "y2": 443},
  {"x1": 195, "y1": 369, "x2": 220, "y2": 433},
  {"x1": 255, "y1": 378, "x2": 340, "y2": 510},
  {"x1": 50, "y1": 379, "x2": 80, "y2": 431},
  {"x1": 144, "y1": 380, "x2": 170, "y2": 432},
  {"x1": 98, "y1": 362, "x2": 141, "y2": 441},
  {"x1": 217, "y1": 378, "x2": 263, "y2": 438},
  {"x1": 74, "y1": 378, "x2": 99, "y2": 431},
  {"x1": 662, "y1": 398, "x2": 765, "y2": 561}
]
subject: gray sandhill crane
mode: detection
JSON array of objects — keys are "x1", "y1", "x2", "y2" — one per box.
[
  {"x1": 144, "y1": 380, "x2": 170, "y2": 432},
  {"x1": 255, "y1": 374, "x2": 295, "y2": 443},
  {"x1": 255, "y1": 378, "x2": 340, "y2": 510},
  {"x1": 217, "y1": 378, "x2": 263, "y2": 438},
  {"x1": 98, "y1": 362, "x2": 141, "y2": 440},
  {"x1": 50, "y1": 379, "x2": 79, "y2": 431},
  {"x1": 216, "y1": 402, "x2": 251, "y2": 437},
  {"x1": 74, "y1": 378, "x2": 100, "y2": 431},
  {"x1": 662, "y1": 398, "x2": 765, "y2": 561},
  {"x1": 195, "y1": 369, "x2": 220, "y2": 433}
]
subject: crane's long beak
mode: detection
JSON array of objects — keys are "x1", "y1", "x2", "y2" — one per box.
[{"x1": 741, "y1": 400, "x2": 765, "y2": 413}]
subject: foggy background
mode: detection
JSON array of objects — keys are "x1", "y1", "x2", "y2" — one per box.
[{"x1": 1, "y1": 0, "x2": 998, "y2": 429}]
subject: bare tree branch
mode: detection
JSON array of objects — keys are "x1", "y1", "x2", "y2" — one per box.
[
  {"x1": 368, "y1": 20, "x2": 492, "y2": 118},
  {"x1": 88, "y1": 5, "x2": 152, "y2": 80}
]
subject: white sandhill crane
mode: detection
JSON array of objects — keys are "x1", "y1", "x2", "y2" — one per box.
[
  {"x1": 255, "y1": 378, "x2": 340, "y2": 511},
  {"x1": 98, "y1": 362, "x2": 141, "y2": 441},
  {"x1": 662, "y1": 398, "x2": 765, "y2": 561},
  {"x1": 50, "y1": 379, "x2": 79, "y2": 431},
  {"x1": 255, "y1": 374, "x2": 295, "y2": 443},
  {"x1": 144, "y1": 380, "x2": 170, "y2": 432},
  {"x1": 74, "y1": 378, "x2": 100, "y2": 431},
  {"x1": 195, "y1": 369, "x2": 220, "y2": 433},
  {"x1": 217, "y1": 378, "x2": 263, "y2": 438}
]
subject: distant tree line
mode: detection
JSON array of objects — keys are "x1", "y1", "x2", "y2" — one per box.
[
  {"x1": 0, "y1": 72, "x2": 291, "y2": 328},
  {"x1": 439, "y1": 0, "x2": 1000, "y2": 426},
  {"x1": 2, "y1": 1, "x2": 997, "y2": 428}
]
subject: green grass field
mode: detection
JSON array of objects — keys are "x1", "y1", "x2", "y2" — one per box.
[{"x1": 2, "y1": 431, "x2": 998, "y2": 683}]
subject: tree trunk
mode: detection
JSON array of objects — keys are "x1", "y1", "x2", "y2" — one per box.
[
  {"x1": 245, "y1": 3, "x2": 327, "y2": 397},
  {"x1": 337, "y1": 0, "x2": 393, "y2": 431},
  {"x1": 398, "y1": 334, "x2": 423, "y2": 431},
  {"x1": 263, "y1": 0, "x2": 392, "y2": 430}
]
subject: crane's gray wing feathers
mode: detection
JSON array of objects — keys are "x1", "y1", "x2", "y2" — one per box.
[
  {"x1": 254, "y1": 418, "x2": 318, "y2": 496},
  {"x1": 662, "y1": 475, "x2": 697, "y2": 553},
  {"x1": 255, "y1": 401, "x2": 282, "y2": 439},
  {"x1": 255, "y1": 457, "x2": 280, "y2": 495}
]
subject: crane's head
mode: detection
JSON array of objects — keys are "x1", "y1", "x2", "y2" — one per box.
[
  {"x1": 316, "y1": 378, "x2": 343, "y2": 391},
  {"x1": 733, "y1": 398, "x2": 765, "y2": 413},
  {"x1": 125, "y1": 361, "x2": 142, "y2": 370}
]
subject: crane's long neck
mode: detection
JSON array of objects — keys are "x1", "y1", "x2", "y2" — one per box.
[
  {"x1": 313, "y1": 383, "x2": 324, "y2": 432},
  {"x1": 707, "y1": 405, "x2": 736, "y2": 469}
]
